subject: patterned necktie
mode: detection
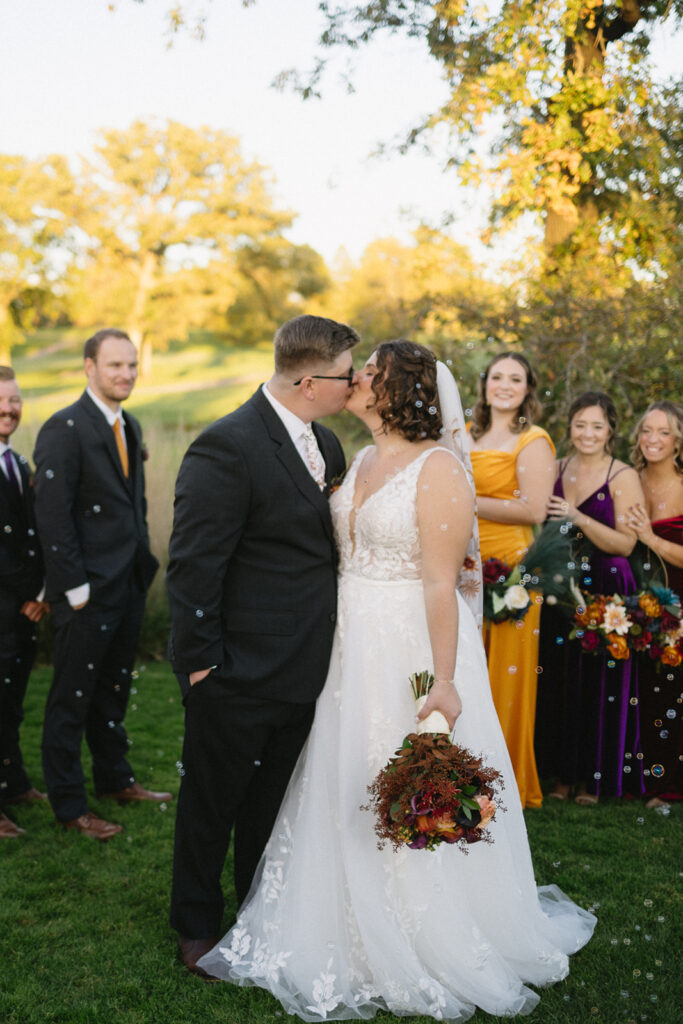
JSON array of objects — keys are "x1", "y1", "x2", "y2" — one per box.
[
  {"x1": 2, "y1": 449, "x2": 21, "y2": 496},
  {"x1": 302, "y1": 424, "x2": 326, "y2": 491},
  {"x1": 112, "y1": 419, "x2": 129, "y2": 478}
]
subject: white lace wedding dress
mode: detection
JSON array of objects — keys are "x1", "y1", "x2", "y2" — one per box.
[{"x1": 198, "y1": 447, "x2": 596, "y2": 1020}]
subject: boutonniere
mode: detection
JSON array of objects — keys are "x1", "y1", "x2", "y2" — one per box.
[{"x1": 329, "y1": 471, "x2": 346, "y2": 496}]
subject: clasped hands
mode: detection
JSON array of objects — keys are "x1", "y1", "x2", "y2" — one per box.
[
  {"x1": 20, "y1": 600, "x2": 50, "y2": 622},
  {"x1": 546, "y1": 494, "x2": 577, "y2": 522},
  {"x1": 626, "y1": 502, "x2": 655, "y2": 544}
]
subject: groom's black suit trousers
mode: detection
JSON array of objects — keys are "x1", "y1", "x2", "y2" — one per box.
[{"x1": 170, "y1": 676, "x2": 315, "y2": 937}]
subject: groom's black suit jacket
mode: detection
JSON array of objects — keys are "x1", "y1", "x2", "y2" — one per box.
[{"x1": 167, "y1": 387, "x2": 345, "y2": 704}]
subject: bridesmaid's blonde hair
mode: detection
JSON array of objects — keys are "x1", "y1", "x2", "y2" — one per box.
[{"x1": 630, "y1": 401, "x2": 683, "y2": 476}]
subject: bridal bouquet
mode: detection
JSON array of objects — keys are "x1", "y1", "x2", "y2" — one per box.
[
  {"x1": 364, "y1": 671, "x2": 504, "y2": 852},
  {"x1": 569, "y1": 584, "x2": 683, "y2": 669},
  {"x1": 482, "y1": 523, "x2": 580, "y2": 625}
]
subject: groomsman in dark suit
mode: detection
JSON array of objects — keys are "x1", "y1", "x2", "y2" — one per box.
[
  {"x1": 33, "y1": 329, "x2": 169, "y2": 842},
  {"x1": 0, "y1": 367, "x2": 49, "y2": 839},
  {"x1": 167, "y1": 314, "x2": 358, "y2": 977}
]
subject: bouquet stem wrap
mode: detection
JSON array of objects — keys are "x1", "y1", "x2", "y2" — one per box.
[{"x1": 414, "y1": 695, "x2": 451, "y2": 736}]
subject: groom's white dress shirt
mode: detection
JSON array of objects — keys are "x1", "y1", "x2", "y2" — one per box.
[{"x1": 261, "y1": 383, "x2": 326, "y2": 483}]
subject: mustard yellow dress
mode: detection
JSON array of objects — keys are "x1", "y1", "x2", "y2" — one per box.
[{"x1": 470, "y1": 426, "x2": 555, "y2": 809}]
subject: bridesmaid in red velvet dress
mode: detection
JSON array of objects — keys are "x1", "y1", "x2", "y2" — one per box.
[{"x1": 628, "y1": 401, "x2": 683, "y2": 809}]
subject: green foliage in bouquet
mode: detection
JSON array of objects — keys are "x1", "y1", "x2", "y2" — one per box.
[{"x1": 483, "y1": 522, "x2": 581, "y2": 625}]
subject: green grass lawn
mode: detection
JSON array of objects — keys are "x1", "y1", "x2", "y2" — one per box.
[{"x1": 1, "y1": 665, "x2": 680, "y2": 1024}]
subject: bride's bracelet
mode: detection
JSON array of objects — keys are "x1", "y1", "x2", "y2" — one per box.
[{"x1": 434, "y1": 677, "x2": 455, "y2": 686}]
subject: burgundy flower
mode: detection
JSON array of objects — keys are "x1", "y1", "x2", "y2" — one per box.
[
  {"x1": 580, "y1": 630, "x2": 601, "y2": 652},
  {"x1": 632, "y1": 630, "x2": 652, "y2": 651},
  {"x1": 649, "y1": 643, "x2": 663, "y2": 660},
  {"x1": 661, "y1": 611, "x2": 680, "y2": 633},
  {"x1": 483, "y1": 558, "x2": 511, "y2": 585}
]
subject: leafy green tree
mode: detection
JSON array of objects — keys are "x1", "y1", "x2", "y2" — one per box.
[
  {"x1": 70, "y1": 118, "x2": 295, "y2": 372},
  {"x1": 0, "y1": 154, "x2": 76, "y2": 362},
  {"x1": 328, "y1": 226, "x2": 501, "y2": 344},
  {"x1": 280, "y1": 1, "x2": 682, "y2": 262}
]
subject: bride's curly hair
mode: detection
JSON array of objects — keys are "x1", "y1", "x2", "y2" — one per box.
[{"x1": 371, "y1": 340, "x2": 443, "y2": 442}]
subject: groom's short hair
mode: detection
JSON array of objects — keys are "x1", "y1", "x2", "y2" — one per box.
[{"x1": 273, "y1": 315, "x2": 359, "y2": 375}]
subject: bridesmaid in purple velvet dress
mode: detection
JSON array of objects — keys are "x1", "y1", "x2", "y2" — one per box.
[
  {"x1": 535, "y1": 392, "x2": 645, "y2": 803},
  {"x1": 628, "y1": 401, "x2": 683, "y2": 808}
]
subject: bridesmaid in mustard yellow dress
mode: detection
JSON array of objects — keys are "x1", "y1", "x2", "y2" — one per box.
[{"x1": 468, "y1": 354, "x2": 555, "y2": 807}]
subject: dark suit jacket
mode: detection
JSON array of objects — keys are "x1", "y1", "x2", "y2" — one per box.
[
  {"x1": 0, "y1": 451, "x2": 44, "y2": 651},
  {"x1": 167, "y1": 388, "x2": 345, "y2": 704},
  {"x1": 33, "y1": 392, "x2": 158, "y2": 613}
]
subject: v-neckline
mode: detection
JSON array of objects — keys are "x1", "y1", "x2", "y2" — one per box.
[{"x1": 351, "y1": 446, "x2": 438, "y2": 514}]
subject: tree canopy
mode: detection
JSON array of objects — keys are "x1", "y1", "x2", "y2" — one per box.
[{"x1": 282, "y1": 1, "x2": 683, "y2": 260}]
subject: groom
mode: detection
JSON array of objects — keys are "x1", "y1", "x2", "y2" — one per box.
[{"x1": 167, "y1": 314, "x2": 359, "y2": 976}]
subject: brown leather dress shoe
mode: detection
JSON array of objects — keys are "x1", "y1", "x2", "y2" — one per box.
[
  {"x1": 178, "y1": 935, "x2": 221, "y2": 982},
  {"x1": 0, "y1": 812, "x2": 25, "y2": 838},
  {"x1": 5, "y1": 787, "x2": 48, "y2": 805},
  {"x1": 97, "y1": 781, "x2": 173, "y2": 804},
  {"x1": 63, "y1": 811, "x2": 124, "y2": 841}
]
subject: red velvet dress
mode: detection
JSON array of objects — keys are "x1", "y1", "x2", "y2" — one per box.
[{"x1": 640, "y1": 516, "x2": 683, "y2": 801}]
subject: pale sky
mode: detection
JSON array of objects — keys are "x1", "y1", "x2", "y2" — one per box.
[{"x1": 1, "y1": 1, "x2": 681, "y2": 267}]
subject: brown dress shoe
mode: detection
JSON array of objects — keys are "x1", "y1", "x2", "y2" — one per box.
[
  {"x1": 97, "y1": 781, "x2": 173, "y2": 804},
  {"x1": 178, "y1": 935, "x2": 221, "y2": 982},
  {"x1": 0, "y1": 812, "x2": 25, "y2": 838},
  {"x1": 5, "y1": 787, "x2": 48, "y2": 805},
  {"x1": 63, "y1": 811, "x2": 124, "y2": 841}
]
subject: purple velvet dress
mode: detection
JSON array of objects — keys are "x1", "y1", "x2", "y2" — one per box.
[{"x1": 535, "y1": 461, "x2": 645, "y2": 797}]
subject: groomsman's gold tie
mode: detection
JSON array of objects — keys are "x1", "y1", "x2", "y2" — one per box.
[{"x1": 112, "y1": 418, "x2": 129, "y2": 478}]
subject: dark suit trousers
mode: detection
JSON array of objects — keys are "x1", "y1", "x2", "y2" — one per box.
[
  {"x1": 170, "y1": 675, "x2": 315, "y2": 938},
  {"x1": 41, "y1": 588, "x2": 145, "y2": 822},
  {"x1": 0, "y1": 602, "x2": 37, "y2": 802}
]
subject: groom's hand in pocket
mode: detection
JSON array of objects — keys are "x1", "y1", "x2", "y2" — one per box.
[{"x1": 189, "y1": 667, "x2": 213, "y2": 687}]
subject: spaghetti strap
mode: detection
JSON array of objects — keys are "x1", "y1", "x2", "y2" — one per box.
[{"x1": 607, "y1": 463, "x2": 631, "y2": 484}]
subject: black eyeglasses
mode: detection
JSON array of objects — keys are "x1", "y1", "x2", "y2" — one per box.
[{"x1": 293, "y1": 368, "x2": 354, "y2": 386}]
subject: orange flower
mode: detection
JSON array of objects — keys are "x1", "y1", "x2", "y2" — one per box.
[
  {"x1": 576, "y1": 602, "x2": 604, "y2": 628},
  {"x1": 661, "y1": 645, "x2": 682, "y2": 668},
  {"x1": 638, "y1": 593, "x2": 662, "y2": 617},
  {"x1": 606, "y1": 634, "x2": 630, "y2": 660},
  {"x1": 415, "y1": 814, "x2": 436, "y2": 833}
]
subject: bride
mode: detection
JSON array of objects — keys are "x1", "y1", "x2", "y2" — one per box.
[{"x1": 198, "y1": 341, "x2": 595, "y2": 1020}]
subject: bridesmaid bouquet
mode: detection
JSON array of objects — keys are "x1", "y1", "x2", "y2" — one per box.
[
  {"x1": 483, "y1": 523, "x2": 579, "y2": 624},
  {"x1": 363, "y1": 671, "x2": 504, "y2": 852},
  {"x1": 569, "y1": 584, "x2": 683, "y2": 669}
]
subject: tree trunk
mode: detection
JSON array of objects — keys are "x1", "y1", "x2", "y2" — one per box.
[
  {"x1": 544, "y1": 2, "x2": 641, "y2": 250},
  {"x1": 127, "y1": 250, "x2": 158, "y2": 376}
]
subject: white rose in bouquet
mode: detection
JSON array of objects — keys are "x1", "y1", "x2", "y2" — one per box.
[{"x1": 504, "y1": 584, "x2": 530, "y2": 611}]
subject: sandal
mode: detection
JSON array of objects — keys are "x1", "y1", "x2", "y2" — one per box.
[
  {"x1": 575, "y1": 793, "x2": 598, "y2": 806},
  {"x1": 548, "y1": 790, "x2": 569, "y2": 801}
]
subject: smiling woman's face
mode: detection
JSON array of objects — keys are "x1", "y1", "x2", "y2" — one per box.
[
  {"x1": 484, "y1": 358, "x2": 528, "y2": 414},
  {"x1": 638, "y1": 409, "x2": 676, "y2": 466}
]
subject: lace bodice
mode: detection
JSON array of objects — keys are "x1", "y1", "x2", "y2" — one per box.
[{"x1": 331, "y1": 446, "x2": 452, "y2": 582}]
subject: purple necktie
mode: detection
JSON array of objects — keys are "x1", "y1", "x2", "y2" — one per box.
[{"x1": 2, "y1": 450, "x2": 21, "y2": 496}]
